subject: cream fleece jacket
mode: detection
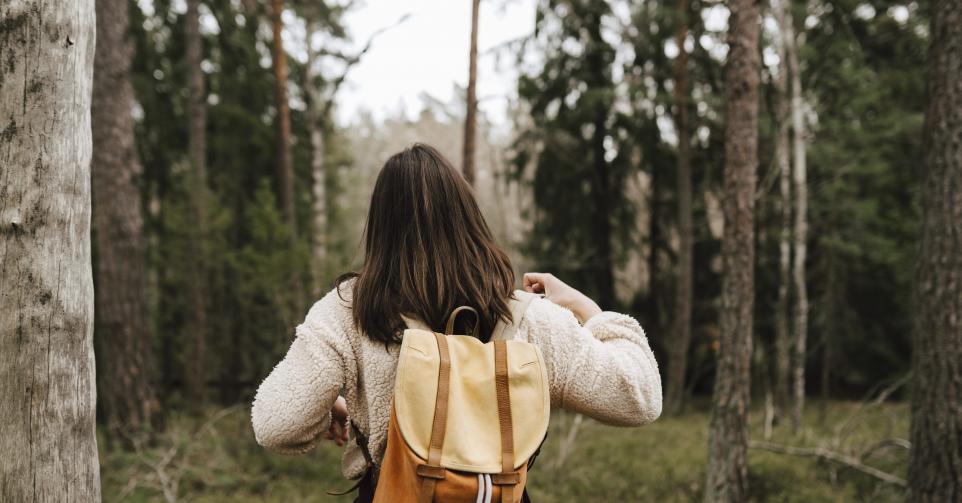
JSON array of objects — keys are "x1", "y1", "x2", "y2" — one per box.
[{"x1": 251, "y1": 283, "x2": 662, "y2": 479}]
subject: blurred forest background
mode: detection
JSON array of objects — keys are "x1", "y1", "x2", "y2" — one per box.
[
  {"x1": 114, "y1": 0, "x2": 924, "y2": 421},
  {"x1": 4, "y1": 0, "x2": 959, "y2": 501}
]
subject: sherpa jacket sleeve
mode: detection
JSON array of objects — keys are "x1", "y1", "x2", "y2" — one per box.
[
  {"x1": 522, "y1": 298, "x2": 662, "y2": 426},
  {"x1": 250, "y1": 288, "x2": 356, "y2": 454}
]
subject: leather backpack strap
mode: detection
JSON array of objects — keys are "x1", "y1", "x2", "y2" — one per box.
[
  {"x1": 417, "y1": 332, "x2": 452, "y2": 503},
  {"x1": 445, "y1": 306, "x2": 479, "y2": 336},
  {"x1": 492, "y1": 340, "x2": 520, "y2": 502},
  {"x1": 493, "y1": 292, "x2": 538, "y2": 341}
]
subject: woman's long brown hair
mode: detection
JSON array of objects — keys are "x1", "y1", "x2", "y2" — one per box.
[{"x1": 338, "y1": 143, "x2": 515, "y2": 344}]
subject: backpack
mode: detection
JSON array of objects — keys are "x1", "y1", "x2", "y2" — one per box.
[{"x1": 353, "y1": 290, "x2": 549, "y2": 503}]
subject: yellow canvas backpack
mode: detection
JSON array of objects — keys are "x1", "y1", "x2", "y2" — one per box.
[{"x1": 363, "y1": 291, "x2": 549, "y2": 503}]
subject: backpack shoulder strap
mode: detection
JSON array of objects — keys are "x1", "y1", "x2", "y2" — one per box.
[{"x1": 492, "y1": 290, "x2": 539, "y2": 341}]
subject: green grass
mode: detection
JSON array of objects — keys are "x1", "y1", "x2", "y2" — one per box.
[{"x1": 100, "y1": 400, "x2": 909, "y2": 502}]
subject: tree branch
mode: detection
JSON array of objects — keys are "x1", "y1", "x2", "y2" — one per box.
[
  {"x1": 749, "y1": 441, "x2": 907, "y2": 488},
  {"x1": 315, "y1": 14, "x2": 412, "y2": 118}
]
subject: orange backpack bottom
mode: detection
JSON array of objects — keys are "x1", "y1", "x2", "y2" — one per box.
[{"x1": 370, "y1": 405, "x2": 529, "y2": 503}]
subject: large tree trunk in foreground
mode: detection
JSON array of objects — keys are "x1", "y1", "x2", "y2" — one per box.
[
  {"x1": 93, "y1": 0, "x2": 162, "y2": 431},
  {"x1": 0, "y1": 1, "x2": 102, "y2": 500},
  {"x1": 908, "y1": 0, "x2": 962, "y2": 500},
  {"x1": 184, "y1": 0, "x2": 210, "y2": 410},
  {"x1": 771, "y1": 0, "x2": 793, "y2": 426},
  {"x1": 665, "y1": 0, "x2": 693, "y2": 415},
  {"x1": 704, "y1": 0, "x2": 759, "y2": 499},
  {"x1": 461, "y1": 0, "x2": 480, "y2": 186},
  {"x1": 305, "y1": 17, "x2": 327, "y2": 297},
  {"x1": 271, "y1": 0, "x2": 297, "y2": 241},
  {"x1": 787, "y1": 9, "x2": 809, "y2": 434}
]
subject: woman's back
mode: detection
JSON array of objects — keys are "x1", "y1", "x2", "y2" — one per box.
[
  {"x1": 250, "y1": 143, "x2": 661, "y2": 483},
  {"x1": 252, "y1": 279, "x2": 662, "y2": 479}
]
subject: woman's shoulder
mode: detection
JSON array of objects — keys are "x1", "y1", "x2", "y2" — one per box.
[
  {"x1": 302, "y1": 280, "x2": 356, "y2": 334},
  {"x1": 517, "y1": 293, "x2": 581, "y2": 332}
]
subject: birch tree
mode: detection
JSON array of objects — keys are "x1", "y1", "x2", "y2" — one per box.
[
  {"x1": 771, "y1": 0, "x2": 793, "y2": 425},
  {"x1": 783, "y1": 0, "x2": 809, "y2": 433},
  {"x1": 302, "y1": 11, "x2": 402, "y2": 295}
]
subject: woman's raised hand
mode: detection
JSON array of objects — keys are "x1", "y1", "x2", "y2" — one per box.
[{"x1": 523, "y1": 272, "x2": 602, "y2": 324}]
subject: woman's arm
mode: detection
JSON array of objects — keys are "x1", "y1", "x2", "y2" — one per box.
[
  {"x1": 522, "y1": 273, "x2": 663, "y2": 427},
  {"x1": 251, "y1": 288, "x2": 356, "y2": 454}
]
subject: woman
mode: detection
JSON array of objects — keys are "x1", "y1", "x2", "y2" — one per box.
[{"x1": 251, "y1": 144, "x2": 662, "y2": 489}]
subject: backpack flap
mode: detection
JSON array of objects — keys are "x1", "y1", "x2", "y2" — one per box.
[{"x1": 394, "y1": 329, "x2": 549, "y2": 473}]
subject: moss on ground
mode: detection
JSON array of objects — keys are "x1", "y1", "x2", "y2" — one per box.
[{"x1": 100, "y1": 400, "x2": 909, "y2": 502}]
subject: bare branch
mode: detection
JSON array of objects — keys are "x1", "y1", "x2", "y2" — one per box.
[
  {"x1": 749, "y1": 441, "x2": 907, "y2": 488},
  {"x1": 551, "y1": 413, "x2": 585, "y2": 470},
  {"x1": 834, "y1": 374, "x2": 909, "y2": 447},
  {"x1": 320, "y1": 14, "x2": 411, "y2": 117}
]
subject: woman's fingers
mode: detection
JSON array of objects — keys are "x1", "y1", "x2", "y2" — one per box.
[
  {"x1": 523, "y1": 272, "x2": 548, "y2": 293},
  {"x1": 324, "y1": 410, "x2": 350, "y2": 446},
  {"x1": 325, "y1": 421, "x2": 348, "y2": 446}
]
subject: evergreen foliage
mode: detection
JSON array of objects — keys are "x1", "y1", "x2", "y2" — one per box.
[{"x1": 121, "y1": 0, "x2": 926, "y2": 410}]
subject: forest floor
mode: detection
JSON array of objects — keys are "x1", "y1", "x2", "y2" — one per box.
[{"x1": 99, "y1": 399, "x2": 909, "y2": 502}]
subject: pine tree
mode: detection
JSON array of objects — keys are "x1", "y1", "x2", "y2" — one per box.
[
  {"x1": 462, "y1": 0, "x2": 481, "y2": 185},
  {"x1": 908, "y1": 0, "x2": 962, "y2": 498},
  {"x1": 0, "y1": 1, "x2": 102, "y2": 499},
  {"x1": 184, "y1": 0, "x2": 211, "y2": 411},
  {"x1": 665, "y1": 0, "x2": 694, "y2": 415},
  {"x1": 271, "y1": 0, "x2": 298, "y2": 242},
  {"x1": 515, "y1": 0, "x2": 622, "y2": 308},
  {"x1": 93, "y1": 0, "x2": 162, "y2": 431},
  {"x1": 704, "y1": 0, "x2": 759, "y2": 498}
]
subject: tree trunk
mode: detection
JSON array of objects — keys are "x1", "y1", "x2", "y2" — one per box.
[
  {"x1": 786, "y1": 9, "x2": 809, "y2": 433},
  {"x1": 908, "y1": 1, "x2": 962, "y2": 500},
  {"x1": 271, "y1": 0, "x2": 297, "y2": 241},
  {"x1": 184, "y1": 0, "x2": 210, "y2": 411},
  {"x1": 93, "y1": 0, "x2": 162, "y2": 431},
  {"x1": 704, "y1": 0, "x2": 759, "y2": 499},
  {"x1": 665, "y1": 0, "x2": 693, "y2": 415},
  {"x1": 305, "y1": 18, "x2": 327, "y2": 297},
  {"x1": 646, "y1": 124, "x2": 663, "y2": 331},
  {"x1": 771, "y1": 0, "x2": 793, "y2": 426},
  {"x1": 0, "y1": 2, "x2": 102, "y2": 500},
  {"x1": 586, "y1": 12, "x2": 616, "y2": 309},
  {"x1": 461, "y1": 0, "x2": 480, "y2": 186}
]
